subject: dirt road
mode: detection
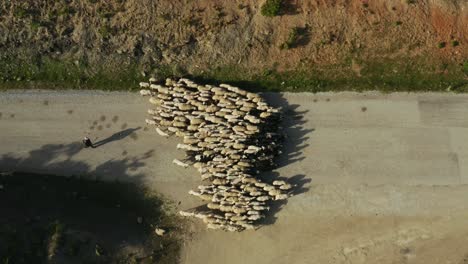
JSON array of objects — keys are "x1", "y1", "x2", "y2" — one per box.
[{"x1": 1, "y1": 90, "x2": 468, "y2": 263}]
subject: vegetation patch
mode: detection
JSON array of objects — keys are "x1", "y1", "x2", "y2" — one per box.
[
  {"x1": 0, "y1": 0, "x2": 466, "y2": 94},
  {"x1": 0, "y1": 56, "x2": 140, "y2": 91},
  {"x1": 99, "y1": 24, "x2": 113, "y2": 39},
  {"x1": 188, "y1": 57, "x2": 467, "y2": 93},
  {"x1": 0, "y1": 172, "x2": 184, "y2": 264},
  {"x1": 261, "y1": 0, "x2": 282, "y2": 17},
  {"x1": 0, "y1": 54, "x2": 466, "y2": 93},
  {"x1": 280, "y1": 27, "x2": 300, "y2": 50},
  {"x1": 463, "y1": 61, "x2": 468, "y2": 75}
]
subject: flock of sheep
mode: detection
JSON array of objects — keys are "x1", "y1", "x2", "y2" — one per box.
[{"x1": 140, "y1": 78, "x2": 293, "y2": 231}]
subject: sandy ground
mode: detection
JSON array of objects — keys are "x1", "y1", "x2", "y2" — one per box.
[{"x1": 1, "y1": 90, "x2": 468, "y2": 264}]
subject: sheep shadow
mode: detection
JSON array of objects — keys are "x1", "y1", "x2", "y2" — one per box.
[
  {"x1": 93, "y1": 127, "x2": 141, "y2": 148},
  {"x1": 277, "y1": 107, "x2": 313, "y2": 168},
  {"x1": 262, "y1": 93, "x2": 313, "y2": 169},
  {"x1": 256, "y1": 173, "x2": 311, "y2": 226},
  {"x1": 257, "y1": 93, "x2": 314, "y2": 226}
]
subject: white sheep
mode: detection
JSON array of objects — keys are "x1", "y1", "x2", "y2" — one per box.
[
  {"x1": 140, "y1": 89, "x2": 151, "y2": 96},
  {"x1": 155, "y1": 127, "x2": 169, "y2": 137},
  {"x1": 219, "y1": 205, "x2": 233, "y2": 212},
  {"x1": 233, "y1": 207, "x2": 247, "y2": 214},
  {"x1": 139, "y1": 82, "x2": 150, "y2": 88},
  {"x1": 149, "y1": 97, "x2": 161, "y2": 105},
  {"x1": 239, "y1": 223, "x2": 255, "y2": 230},
  {"x1": 207, "y1": 223, "x2": 223, "y2": 230},
  {"x1": 213, "y1": 172, "x2": 227, "y2": 178},
  {"x1": 253, "y1": 205, "x2": 269, "y2": 211},
  {"x1": 249, "y1": 191, "x2": 263, "y2": 196},
  {"x1": 226, "y1": 225, "x2": 241, "y2": 232},
  {"x1": 155, "y1": 228, "x2": 166, "y2": 236},
  {"x1": 244, "y1": 149, "x2": 257, "y2": 155},
  {"x1": 273, "y1": 180, "x2": 287, "y2": 186},
  {"x1": 248, "y1": 214, "x2": 263, "y2": 221},
  {"x1": 179, "y1": 211, "x2": 194, "y2": 217},
  {"x1": 279, "y1": 183, "x2": 293, "y2": 190},
  {"x1": 275, "y1": 194, "x2": 289, "y2": 200},
  {"x1": 145, "y1": 119, "x2": 156, "y2": 125},
  {"x1": 268, "y1": 189, "x2": 282, "y2": 196},
  {"x1": 177, "y1": 143, "x2": 200, "y2": 152},
  {"x1": 167, "y1": 127, "x2": 179, "y2": 133},
  {"x1": 231, "y1": 215, "x2": 247, "y2": 221},
  {"x1": 207, "y1": 202, "x2": 220, "y2": 210},
  {"x1": 173, "y1": 159, "x2": 189, "y2": 168},
  {"x1": 263, "y1": 185, "x2": 276, "y2": 192},
  {"x1": 256, "y1": 196, "x2": 271, "y2": 202}
]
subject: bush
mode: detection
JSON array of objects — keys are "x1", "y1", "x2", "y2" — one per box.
[
  {"x1": 261, "y1": 0, "x2": 282, "y2": 17},
  {"x1": 14, "y1": 7, "x2": 28, "y2": 18},
  {"x1": 463, "y1": 61, "x2": 468, "y2": 74},
  {"x1": 280, "y1": 27, "x2": 300, "y2": 50},
  {"x1": 438, "y1": 42, "x2": 446, "y2": 49},
  {"x1": 452, "y1": 40, "x2": 460, "y2": 47}
]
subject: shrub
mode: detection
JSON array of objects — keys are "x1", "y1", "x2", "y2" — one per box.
[
  {"x1": 438, "y1": 42, "x2": 446, "y2": 49},
  {"x1": 452, "y1": 40, "x2": 460, "y2": 47},
  {"x1": 261, "y1": 0, "x2": 282, "y2": 17},
  {"x1": 406, "y1": 0, "x2": 417, "y2": 4},
  {"x1": 395, "y1": 21, "x2": 402, "y2": 26},
  {"x1": 98, "y1": 25, "x2": 112, "y2": 39},
  {"x1": 280, "y1": 27, "x2": 299, "y2": 50},
  {"x1": 58, "y1": 6, "x2": 76, "y2": 16},
  {"x1": 30, "y1": 21, "x2": 41, "y2": 31},
  {"x1": 14, "y1": 7, "x2": 28, "y2": 18},
  {"x1": 463, "y1": 61, "x2": 468, "y2": 74}
]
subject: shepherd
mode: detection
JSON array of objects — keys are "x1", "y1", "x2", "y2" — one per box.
[{"x1": 82, "y1": 136, "x2": 94, "y2": 148}]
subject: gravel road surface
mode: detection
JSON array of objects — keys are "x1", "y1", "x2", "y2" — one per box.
[{"x1": 1, "y1": 90, "x2": 468, "y2": 264}]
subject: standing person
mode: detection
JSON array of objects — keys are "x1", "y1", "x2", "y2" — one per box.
[{"x1": 82, "y1": 136, "x2": 94, "y2": 148}]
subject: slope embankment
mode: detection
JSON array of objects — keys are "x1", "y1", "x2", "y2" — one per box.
[{"x1": 1, "y1": 0, "x2": 466, "y2": 91}]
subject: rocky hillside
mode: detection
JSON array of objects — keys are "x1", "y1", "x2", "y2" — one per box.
[{"x1": 0, "y1": 0, "x2": 467, "y2": 91}]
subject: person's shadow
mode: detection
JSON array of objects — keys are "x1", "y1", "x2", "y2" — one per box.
[{"x1": 92, "y1": 127, "x2": 141, "y2": 148}]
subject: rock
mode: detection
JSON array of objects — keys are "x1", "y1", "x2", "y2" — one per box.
[{"x1": 137, "y1": 216, "x2": 143, "y2": 224}]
